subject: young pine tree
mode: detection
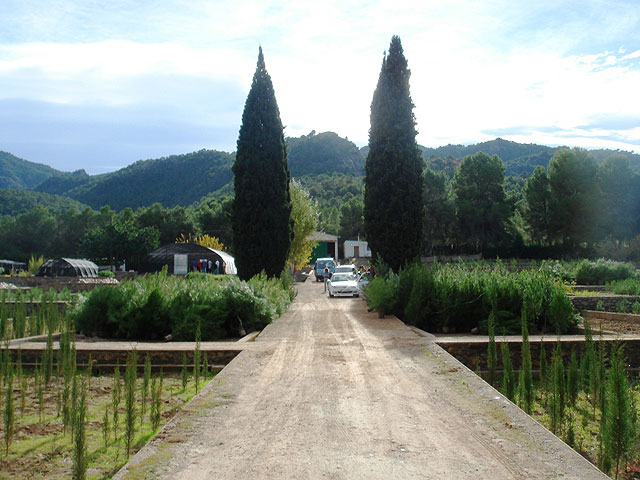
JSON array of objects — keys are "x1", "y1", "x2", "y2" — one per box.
[
  {"x1": 3, "y1": 360, "x2": 14, "y2": 455},
  {"x1": 487, "y1": 311, "x2": 497, "y2": 386},
  {"x1": 72, "y1": 379, "x2": 88, "y2": 480},
  {"x1": 364, "y1": 36, "x2": 423, "y2": 271},
  {"x1": 112, "y1": 362, "x2": 121, "y2": 437},
  {"x1": 232, "y1": 47, "x2": 292, "y2": 279},
  {"x1": 604, "y1": 345, "x2": 635, "y2": 480},
  {"x1": 500, "y1": 341, "x2": 515, "y2": 401},
  {"x1": 181, "y1": 353, "x2": 188, "y2": 392},
  {"x1": 567, "y1": 348, "x2": 580, "y2": 405},
  {"x1": 194, "y1": 323, "x2": 201, "y2": 394},
  {"x1": 520, "y1": 309, "x2": 534, "y2": 414},
  {"x1": 124, "y1": 350, "x2": 137, "y2": 456},
  {"x1": 141, "y1": 354, "x2": 151, "y2": 424}
]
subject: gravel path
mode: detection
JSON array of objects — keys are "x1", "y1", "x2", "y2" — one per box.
[{"x1": 114, "y1": 280, "x2": 609, "y2": 479}]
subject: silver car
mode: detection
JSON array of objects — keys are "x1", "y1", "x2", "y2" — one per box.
[{"x1": 328, "y1": 273, "x2": 360, "y2": 297}]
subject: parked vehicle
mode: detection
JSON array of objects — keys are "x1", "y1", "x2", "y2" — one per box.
[
  {"x1": 334, "y1": 264, "x2": 357, "y2": 278},
  {"x1": 328, "y1": 273, "x2": 360, "y2": 297},
  {"x1": 314, "y1": 257, "x2": 336, "y2": 281}
]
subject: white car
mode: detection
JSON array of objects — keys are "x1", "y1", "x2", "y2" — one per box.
[
  {"x1": 333, "y1": 265, "x2": 357, "y2": 278},
  {"x1": 328, "y1": 273, "x2": 360, "y2": 297}
]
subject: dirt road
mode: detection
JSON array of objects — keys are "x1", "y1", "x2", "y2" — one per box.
[{"x1": 115, "y1": 280, "x2": 609, "y2": 479}]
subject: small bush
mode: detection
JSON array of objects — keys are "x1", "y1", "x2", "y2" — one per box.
[
  {"x1": 98, "y1": 270, "x2": 115, "y2": 278},
  {"x1": 617, "y1": 299, "x2": 630, "y2": 314},
  {"x1": 595, "y1": 300, "x2": 605, "y2": 312},
  {"x1": 364, "y1": 277, "x2": 396, "y2": 315},
  {"x1": 72, "y1": 271, "x2": 293, "y2": 341},
  {"x1": 574, "y1": 259, "x2": 637, "y2": 285}
]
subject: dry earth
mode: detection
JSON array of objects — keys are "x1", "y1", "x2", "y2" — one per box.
[{"x1": 114, "y1": 280, "x2": 609, "y2": 480}]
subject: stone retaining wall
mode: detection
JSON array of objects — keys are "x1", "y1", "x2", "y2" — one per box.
[
  {"x1": 570, "y1": 295, "x2": 640, "y2": 311},
  {"x1": 0, "y1": 276, "x2": 119, "y2": 292},
  {"x1": 10, "y1": 344, "x2": 241, "y2": 371},
  {"x1": 439, "y1": 338, "x2": 640, "y2": 373}
]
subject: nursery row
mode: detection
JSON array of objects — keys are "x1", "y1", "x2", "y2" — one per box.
[
  {"x1": 72, "y1": 269, "x2": 295, "y2": 341},
  {"x1": 365, "y1": 262, "x2": 575, "y2": 334},
  {"x1": 486, "y1": 317, "x2": 637, "y2": 479},
  {"x1": 0, "y1": 340, "x2": 211, "y2": 479}
]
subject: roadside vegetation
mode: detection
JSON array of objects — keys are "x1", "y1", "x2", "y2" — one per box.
[
  {"x1": 364, "y1": 261, "x2": 576, "y2": 334},
  {"x1": 71, "y1": 269, "x2": 295, "y2": 341}
]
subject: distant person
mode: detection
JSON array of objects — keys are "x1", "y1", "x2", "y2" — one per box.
[
  {"x1": 323, "y1": 267, "x2": 332, "y2": 293},
  {"x1": 192, "y1": 259, "x2": 198, "y2": 272},
  {"x1": 215, "y1": 259, "x2": 220, "y2": 274},
  {"x1": 208, "y1": 259, "x2": 213, "y2": 273},
  {"x1": 368, "y1": 265, "x2": 376, "y2": 278}
]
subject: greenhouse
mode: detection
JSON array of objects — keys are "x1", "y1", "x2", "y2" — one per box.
[
  {"x1": 139, "y1": 243, "x2": 237, "y2": 275},
  {"x1": 37, "y1": 258, "x2": 99, "y2": 278}
]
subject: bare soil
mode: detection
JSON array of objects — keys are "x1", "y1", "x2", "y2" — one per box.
[{"x1": 115, "y1": 281, "x2": 609, "y2": 480}]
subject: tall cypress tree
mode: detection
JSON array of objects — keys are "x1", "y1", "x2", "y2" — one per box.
[
  {"x1": 233, "y1": 47, "x2": 292, "y2": 279},
  {"x1": 364, "y1": 36, "x2": 423, "y2": 272}
]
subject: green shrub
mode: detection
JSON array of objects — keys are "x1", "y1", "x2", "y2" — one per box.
[
  {"x1": 363, "y1": 262, "x2": 576, "y2": 334},
  {"x1": 596, "y1": 300, "x2": 605, "y2": 311},
  {"x1": 574, "y1": 259, "x2": 637, "y2": 285},
  {"x1": 632, "y1": 301, "x2": 640, "y2": 315},
  {"x1": 364, "y1": 277, "x2": 396, "y2": 315},
  {"x1": 98, "y1": 270, "x2": 115, "y2": 278},
  {"x1": 73, "y1": 271, "x2": 293, "y2": 341},
  {"x1": 616, "y1": 299, "x2": 630, "y2": 314},
  {"x1": 607, "y1": 278, "x2": 640, "y2": 296}
]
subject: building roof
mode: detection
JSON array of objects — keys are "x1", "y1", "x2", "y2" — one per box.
[
  {"x1": 37, "y1": 258, "x2": 99, "y2": 278},
  {"x1": 308, "y1": 231, "x2": 339, "y2": 242},
  {"x1": 140, "y1": 243, "x2": 237, "y2": 275}
]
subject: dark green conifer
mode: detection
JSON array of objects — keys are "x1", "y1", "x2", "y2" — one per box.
[
  {"x1": 232, "y1": 47, "x2": 292, "y2": 279},
  {"x1": 364, "y1": 35, "x2": 423, "y2": 271},
  {"x1": 500, "y1": 342, "x2": 515, "y2": 401}
]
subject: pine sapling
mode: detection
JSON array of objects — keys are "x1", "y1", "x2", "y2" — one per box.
[
  {"x1": 567, "y1": 348, "x2": 579, "y2": 404},
  {"x1": 102, "y1": 404, "x2": 110, "y2": 447},
  {"x1": 124, "y1": 350, "x2": 137, "y2": 456},
  {"x1": 112, "y1": 362, "x2": 121, "y2": 438},
  {"x1": 487, "y1": 311, "x2": 497, "y2": 386},
  {"x1": 500, "y1": 341, "x2": 515, "y2": 401},
  {"x1": 72, "y1": 378, "x2": 87, "y2": 480},
  {"x1": 604, "y1": 344, "x2": 634, "y2": 480},
  {"x1": 520, "y1": 308, "x2": 534, "y2": 414},
  {"x1": 3, "y1": 360, "x2": 14, "y2": 455},
  {"x1": 141, "y1": 354, "x2": 151, "y2": 424},
  {"x1": 181, "y1": 353, "x2": 188, "y2": 392}
]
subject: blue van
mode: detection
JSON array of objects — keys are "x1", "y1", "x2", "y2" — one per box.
[{"x1": 314, "y1": 257, "x2": 336, "y2": 282}]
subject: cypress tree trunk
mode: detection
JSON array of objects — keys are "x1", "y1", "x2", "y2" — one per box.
[
  {"x1": 364, "y1": 36, "x2": 423, "y2": 272},
  {"x1": 233, "y1": 47, "x2": 292, "y2": 280}
]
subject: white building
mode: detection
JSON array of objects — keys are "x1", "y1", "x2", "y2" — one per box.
[{"x1": 343, "y1": 240, "x2": 372, "y2": 258}]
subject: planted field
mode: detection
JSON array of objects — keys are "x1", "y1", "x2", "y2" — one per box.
[{"x1": 0, "y1": 350, "x2": 211, "y2": 479}]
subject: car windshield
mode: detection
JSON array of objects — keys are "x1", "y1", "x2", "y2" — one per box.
[
  {"x1": 335, "y1": 266, "x2": 354, "y2": 273},
  {"x1": 331, "y1": 274, "x2": 352, "y2": 282},
  {"x1": 316, "y1": 260, "x2": 335, "y2": 270}
]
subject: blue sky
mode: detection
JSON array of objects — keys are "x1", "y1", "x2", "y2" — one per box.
[{"x1": 1, "y1": 0, "x2": 639, "y2": 174}]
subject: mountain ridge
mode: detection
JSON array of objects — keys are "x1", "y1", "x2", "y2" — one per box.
[{"x1": 3, "y1": 134, "x2": 640, "y2": 213}]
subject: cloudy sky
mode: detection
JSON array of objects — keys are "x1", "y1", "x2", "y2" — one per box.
[{"x1": 1, "y1": 0, "x2": 639, "y2": 174}]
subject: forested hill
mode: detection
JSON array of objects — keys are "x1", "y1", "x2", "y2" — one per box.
[
  {"x1": 0, "y1": 189, "x2": 89, "y2": 216},
  {"x1": 361, "y1": 138, "x2": 640, "y2": 177},
  {"x1": 419, "y1": 138, "x2": 557, "y2": 176},
  {"x1": 4, "y1": 133, "x2": 640, "y2": 214},
  {"x1": 35, "y1": 150, "x2": 234, "y2": 210},
  {"x1": 0, "y1": 151, "x2": 62, "y2": 189},
  {"x1": 287, "y1": 131, "x2": 365, "y2": 176}
]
